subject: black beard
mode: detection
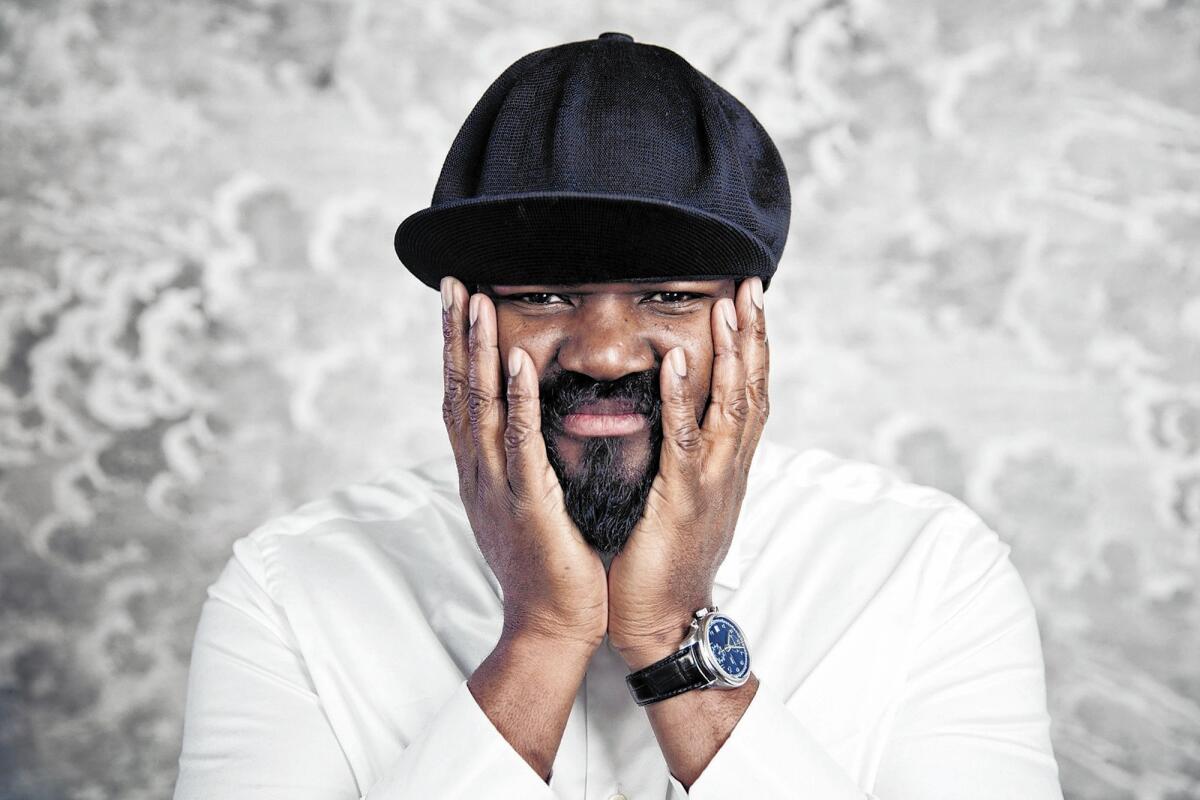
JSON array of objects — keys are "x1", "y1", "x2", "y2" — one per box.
[{"x1": 540, "y1": 369, "x2": 664, "y2": 556}]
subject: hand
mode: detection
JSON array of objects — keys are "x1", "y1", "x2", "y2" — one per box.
[
  {"x1": 441, "y1": 277, "x2": 608, "y2": 651},
  {"x1": 607, "y1": 277, "x2": 769, "y2": 668}
]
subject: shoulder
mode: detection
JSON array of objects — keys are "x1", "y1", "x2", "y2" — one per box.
[
  {"x1": 747, "y1": 438, "x2": 1008, "y2": 584},
  {"x1": 746, "y1": 441, "x2": 1037, "y2": 668},
  {"x1": 752, "y1": 437, "x2": 987, "y2": 524},
  {"x1": 218, "y1": 449, "x2": 471, "y2": 600},
  {"x1": 753, "y1": 437, "x2": 973, "y2": 513}
]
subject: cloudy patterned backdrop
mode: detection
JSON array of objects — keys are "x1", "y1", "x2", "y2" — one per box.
[{"x1": 1, "y1": 0, "x2": 1198, "y2": 797}]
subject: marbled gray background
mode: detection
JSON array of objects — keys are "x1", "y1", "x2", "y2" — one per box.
[{"x1": 1, "y1": 1, "x2": 1198, "y2": 798}]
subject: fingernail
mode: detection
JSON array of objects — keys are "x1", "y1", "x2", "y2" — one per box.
[
  {"x1": 669, "y1": 348, "x2": 687, "y2": 377},
  {"x1": 469, "y1": 294, "x2": 480, "y2": 327},
  {"x1": 751, "y1": 277, "x2": 764, "y2": 310},
  {"x1": 722, "y1": 299, "x2": 738, "y2": 331},
  {"x1": 508, "y1": 348, "x2": 522, "y2": 378},
  {"x1": 441, "y1": 277, "x2": 453, "y2": 311}
]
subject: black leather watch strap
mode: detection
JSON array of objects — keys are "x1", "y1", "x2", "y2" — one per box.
[{"x1": 625, "y1": 643, "x2": 712, "y2": 706}]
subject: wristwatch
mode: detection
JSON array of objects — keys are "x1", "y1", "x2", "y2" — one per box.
[{"x1": 624, "y1": 606, "x2": 751, "y2": 706}]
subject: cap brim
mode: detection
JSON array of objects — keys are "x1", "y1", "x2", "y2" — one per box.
[{"x1": 394, "y1": 192, "x2": 776, "y2": 292}]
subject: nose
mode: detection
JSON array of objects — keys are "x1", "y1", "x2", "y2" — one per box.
[{"x1": 555, "y1": 298, "x2": 657, "y2": 383}]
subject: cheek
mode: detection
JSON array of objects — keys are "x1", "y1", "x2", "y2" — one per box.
[
  {"x1": 688, "y1": 343, "x2": 714, "y2": 384},
  {"x1": 496, "y1": 318, "x2": 554, "y2": 377}
]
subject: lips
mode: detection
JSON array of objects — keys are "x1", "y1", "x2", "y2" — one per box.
[{"x1": 560, "y1": 398, "x2": 647, "y2": 437}]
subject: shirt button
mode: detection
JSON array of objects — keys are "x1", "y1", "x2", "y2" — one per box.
[{"x1": 608, "y1": 795, "x2": 628, "y2": 800}]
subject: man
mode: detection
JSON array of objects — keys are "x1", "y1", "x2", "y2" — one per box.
[{"x1": 174, "y1": 32, "x2": 1063, "y2": 798}]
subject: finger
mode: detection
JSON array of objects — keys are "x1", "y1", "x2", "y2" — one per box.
[
  {"x1": 503, "y1": 346, "x2": 550, "y2": 504},
  {"x1": 659, "y1": 346, "x2": 704, "y2": 483},
  {"x1": 701, "y1": 297, "x2": 749, "y2": 465},
  {"x1": 467, "y1": 291, "x2": 507, "y2": 491},
  {"x1": 441, "y1": 276, "x2": 477, "y2": 497},
  {"x1": 740, "y1": 277, "x2": 770, "y2": 473}
]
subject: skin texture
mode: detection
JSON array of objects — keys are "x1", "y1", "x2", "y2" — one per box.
[
  {"x1": 483, "y1": 279, "x2": 727, "y2": 556},
  {"x1": 444, "y1": 275, "x2": 770, "y2": 788}
]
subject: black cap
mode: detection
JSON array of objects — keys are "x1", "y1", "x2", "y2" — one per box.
[{"x1": 395, "y1": 32, "x2": 790, "y2": 292}]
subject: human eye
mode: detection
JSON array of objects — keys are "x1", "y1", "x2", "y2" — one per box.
[
  {"x1": 511, "y1": 292, "x2": 571, "y2": 306},
  {"x1": 645, "y1": 291, "x2": 705, "y2": 306}
]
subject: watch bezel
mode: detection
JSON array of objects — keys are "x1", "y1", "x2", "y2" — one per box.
[{"x1": 695, "y1": 612, "x2": 751, "y2": 687}]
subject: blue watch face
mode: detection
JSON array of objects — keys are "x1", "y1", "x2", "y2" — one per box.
[{"x1": 705, "y1": 615, "x2": 750, "y2": 680}]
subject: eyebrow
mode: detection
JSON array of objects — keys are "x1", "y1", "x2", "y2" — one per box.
[{"x1": 484, "y1": 282, "x2": 722, "y2": 295}]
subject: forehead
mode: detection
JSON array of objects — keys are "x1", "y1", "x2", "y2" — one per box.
[{"x1": 485, "y1": 278, "x2": 733, "y2": 293}]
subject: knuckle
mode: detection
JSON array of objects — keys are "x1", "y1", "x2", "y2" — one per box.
[
  {"x1": 675, "y1": 425, "x2": 704, "y2": 452},
  {"x1": 505, "y1": 377, "x2": 529, "y2": 406},
  {"x1": 467, "y1": 385, "x2": 493, "y2": 422},
  {"x1": 442, "y1": 311, "x2": 459, "y2": 343},
  {"x1": 752, "y1": 310, "x2": 767, "y2": 339},
  {"x1": 727, "y1": 390, "x2": 751, "y2": 422},
  {"x1": 748, "y1": 373, "x2": 768, "y2": 403},
  {"x1": 503, "y1": 419, "x2": 530, "y2": 452},
  {"x1": 445, "y1": 363, "x2": 469, "y2": 393},
  {"x1": 443, "y1": 366, "x2": 469, "y2": 406}
]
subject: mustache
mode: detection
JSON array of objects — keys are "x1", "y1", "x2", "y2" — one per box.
[{"x1": 539, "y1": 368, "x2": 663, "y2": 436}]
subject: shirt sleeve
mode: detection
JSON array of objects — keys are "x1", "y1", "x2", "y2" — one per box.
[
  {"x1": 869, "y1": 513, "x2": 1064, "y2": 799},
  {"x1": 665, "y1": 509, "x2": 1063, "y2": 800},
  {"x1": 172, "y1": 535, "x2": 556, "y2": 800},
  {"x1": 664, "y1": 680, "x2": 869, "y2": 799}
]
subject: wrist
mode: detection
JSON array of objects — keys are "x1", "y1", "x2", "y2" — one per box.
[
  {"x1": 616, "y1": 640, "x2": 683, "y2": 671},
  {"x1": 610, "y1": 601, "x2": 712, "y2": 670},
  {"x1": 498, "y1": 626, "x2": 601, "y2": 665},
  {"x1": 502, "y1": 606, "x2": 607, "y2": 654}
]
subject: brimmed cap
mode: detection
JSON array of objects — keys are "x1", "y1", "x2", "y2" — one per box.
[{"x1": 394, "y1": 31, "x2": 790, "y2": 292}]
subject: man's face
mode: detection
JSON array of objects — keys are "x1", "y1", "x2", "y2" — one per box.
[{"x1": 484, "y1": 279, "x2": 737, "y2": 557}]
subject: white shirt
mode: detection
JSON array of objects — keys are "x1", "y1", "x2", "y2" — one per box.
[{"x1": 173, "y1": 438, "x2": 1063, "y2": 799}]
